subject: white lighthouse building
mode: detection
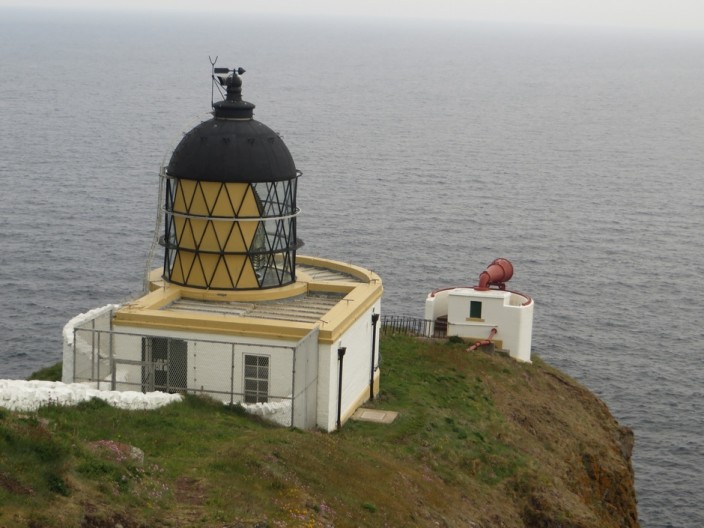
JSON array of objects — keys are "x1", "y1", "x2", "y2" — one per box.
[{"x1": 62, "y1": 67, "x2": 383, "y2": 431}]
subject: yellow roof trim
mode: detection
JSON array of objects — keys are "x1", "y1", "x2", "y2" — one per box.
[
  {"x1": 114, "y1": 309, "x2": 313, "y2": 342},
  {"x1": 297, "y1": 255, "x2": 381, "y2": 283}
]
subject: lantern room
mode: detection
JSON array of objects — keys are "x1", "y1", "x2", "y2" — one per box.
[{"x1": 160, "y1": 69, "x2": 301, "y2": 290}]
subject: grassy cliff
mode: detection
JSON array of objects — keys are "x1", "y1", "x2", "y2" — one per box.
[{"x1": 0, "y1": 335, "x2": 638, "y2": 527}]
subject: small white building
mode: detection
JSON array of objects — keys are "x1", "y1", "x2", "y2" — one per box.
[
  {"x1": 62, "y1": 67, "x2": 382, "y2": 431},
  {"x1": 424, "y1": 258, "x2": 534, "y2": 362}
]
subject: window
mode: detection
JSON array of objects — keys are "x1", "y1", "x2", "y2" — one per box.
[
  {"x1": 244, "y1": 355, "x2": 269, "y2": 403},
  {"x1": 470, "y1": 301, "x2": 483, "y2": 319}
]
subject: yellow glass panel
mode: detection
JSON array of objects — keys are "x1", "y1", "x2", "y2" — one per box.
[
  {"x1": 210, "y1": 183, "x2": 239, "y2": 217},
  {"x1": 224, "y1": 183, "x2": 249, "y2": 216},
  {"x1": 173, "y1": 180, "x2": 195, "y2": 213},
  {"x1": 171, "y1": 251, "x2": 195, "y2": 284},
  {"x1": 168, "y1": 178, "x2": 273, "y2": 289},
  {"x1": 236, "y1": 258, "x2": 259, "y2": 289},
  {"x1": 200, "y1": 182, "x2": 220, "y2": 215},
  {"x1": 210, "y1": 258, "x2": 235, "y2": 289},
  {"x1": 189, "y1": 218, "x2": 208, "y2": 250},
  {"x1": 238, "y1": 185, "x2": 262, "y2": 217},
  {"x1": 174, "y1": 217, "x2": 195, "y2": 249},
  {"x1": 223, "y1": 255, "x2": 246, "y2": 286},
  {"x1": 188, "y1": 182, "x2": 209, "y2": 216},
  {"x1": 209, "y1": 221, "x2": 241, "y2": 252},
  {"x1": 187, "y1": 256, "x2": 207, "y2": 288},
  {"x1": 199, "y1": 221, "x2": 219, "y2": 251},
  {"x1": 240, "y1": 221, "x2": 259, "y2": 248},
  {"x1": 226, "y1": 225, "x2": 247, "y2": 252},
  {"x1": 199, "y1": 254, "x2": 220, "y2": 288}
]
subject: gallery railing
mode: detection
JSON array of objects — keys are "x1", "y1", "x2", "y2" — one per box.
[{"x1": 380, "y1": 315, "x2": 446, "y2": 338}]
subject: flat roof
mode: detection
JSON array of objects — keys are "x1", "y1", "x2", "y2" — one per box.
[
  {"x1": 162, "y1": 292, "x2": 344, "y2": 324},
  {"x1": 113, "y1": 255, "x2": 383, "y2": 344},
  {"x1": 296, "y1": 263, "x2": 363, "y2": 283}
]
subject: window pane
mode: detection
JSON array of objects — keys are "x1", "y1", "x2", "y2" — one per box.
[
  {"x1": 244, "y1": 354, "x2": 269, "y2": 404},
  {"x1": 470, "y1": 301, "x2": 482, "y2": 319}
]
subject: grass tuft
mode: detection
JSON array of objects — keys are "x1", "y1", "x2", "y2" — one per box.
[{"x1": 27, "y1": 362, "x2": 62, "y2": 382}]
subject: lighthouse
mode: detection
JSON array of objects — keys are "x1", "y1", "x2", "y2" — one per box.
[{"x1": 62, "y1": 67, "x2": 383, "y2": 431}]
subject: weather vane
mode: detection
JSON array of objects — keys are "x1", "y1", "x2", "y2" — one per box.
[{"x1": 209, "y1": 56, "x2": 246, "y2": 108}]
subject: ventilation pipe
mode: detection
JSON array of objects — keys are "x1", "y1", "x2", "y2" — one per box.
[{"x1": 475, "y1": 258, "x2": 513, "y2": 291}]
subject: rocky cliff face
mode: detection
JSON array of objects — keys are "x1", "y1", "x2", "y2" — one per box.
[{"x1": 482, "y1": 354, "x2": 639, "y2": 527}]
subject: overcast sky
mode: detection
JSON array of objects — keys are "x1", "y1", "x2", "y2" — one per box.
[{"x1": 1, "y1": 0, "x2": 703, "y2": 32}]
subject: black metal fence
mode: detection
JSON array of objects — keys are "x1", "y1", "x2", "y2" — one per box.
[{"x1": 380, "y1": 315, "x2": 447, "y2": 338}]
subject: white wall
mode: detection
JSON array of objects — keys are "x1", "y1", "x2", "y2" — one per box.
[
  {"x1": 424, "y1": 289, "x2": 451, "y2": 329},
  {"x1": 446, "y1": 290, "x2": 534, "y2": 362},
  {"x1": 109, "y1": 325, "x2": 296, "y2": 403},
  {"x1": 62, "y1": 304, "x2": 118, "y2": 383},
  {"x1": 317, "y1": 301, "x2": 381, "y2": 432},
  {"x1": 63, "y1": 301, "x2": 381, "y2": 431}
]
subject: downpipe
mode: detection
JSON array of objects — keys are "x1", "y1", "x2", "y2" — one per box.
[
  {"x1": 337, "y1": 346, "x2": 346, "y2": 430},
  {"x1": 369, "y1": 312, "x2": 380, "y2": 400}
]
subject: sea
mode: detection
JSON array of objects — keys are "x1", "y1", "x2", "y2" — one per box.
[{"x1": 0, "y1": 7, "x2": 702, "y2": 526}]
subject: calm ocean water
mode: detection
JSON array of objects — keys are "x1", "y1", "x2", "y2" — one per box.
[{"x1": 1, "y1": 8, "x2": 702, "y2": 526}]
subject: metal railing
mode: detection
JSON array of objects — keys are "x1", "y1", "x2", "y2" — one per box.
[
  {"x1": 71, "y1": 318, "x2": 319, "y2": 429},
  {"x1": 380, "y1": 315, "x2": 446, "y2": 338}
]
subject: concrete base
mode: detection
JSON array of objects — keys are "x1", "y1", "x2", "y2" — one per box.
[{"x1": 350, "y1": 408, "x2": 398, "y2": 424}]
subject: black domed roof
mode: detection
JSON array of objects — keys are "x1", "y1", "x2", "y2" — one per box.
[
  {"x1": 166, "y1": 72, "x2": 297, "y2": 183},
  {"x1": 167, "y1": 119, "x2": 297, "y2": 183}
]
